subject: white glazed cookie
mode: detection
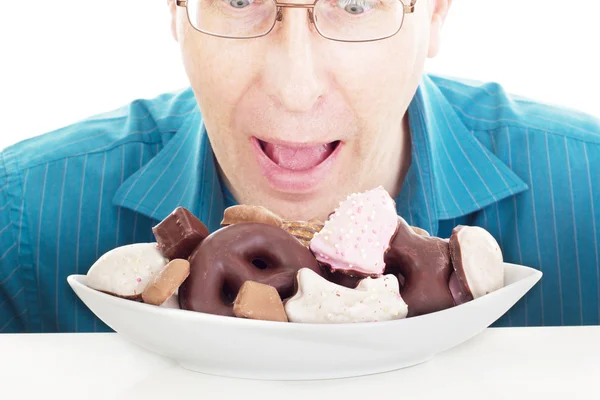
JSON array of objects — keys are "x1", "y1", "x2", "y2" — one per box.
[
  {"x1": 449, "y1": 226, "x2": 504, "y2": 299},
  {"x1": 285, "y1": 268, "x2": 408, "y2": 323},
  {"x1": 86, "y1": 243, "x2": 168, "y2": 299}
]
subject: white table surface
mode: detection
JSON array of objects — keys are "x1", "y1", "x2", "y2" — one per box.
[{"x1": 1, "y1": 327, "x2": 599, "y2": 400}]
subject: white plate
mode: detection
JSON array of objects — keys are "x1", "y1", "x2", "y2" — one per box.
[{"x1": 67, "y1": 263, "x2": 541, "y2": 380}]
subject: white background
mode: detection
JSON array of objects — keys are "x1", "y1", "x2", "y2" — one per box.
[{"x1": 1, "y1": 0, "x2": 599, "y2": 151}]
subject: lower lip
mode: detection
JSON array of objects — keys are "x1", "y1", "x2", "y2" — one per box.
[{"x1": 251, "y1": 137, "x2": 342, "y2": 194}]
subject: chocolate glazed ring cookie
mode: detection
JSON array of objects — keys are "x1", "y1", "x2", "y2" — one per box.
[{"x1": 179, "y1": 223, "x2": 324, "y2": 317}]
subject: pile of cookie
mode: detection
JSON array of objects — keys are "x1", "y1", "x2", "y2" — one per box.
[{"x1": 85, "y1": 186, "x2": 504, "y2": 323}]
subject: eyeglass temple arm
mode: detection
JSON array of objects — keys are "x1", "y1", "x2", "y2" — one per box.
[
  {"x1": 404, "y1": 0, "x2": 417, "y2": 13},
  {"x1": 177, "y1": 0, "x2": 417, "y2": 12}
]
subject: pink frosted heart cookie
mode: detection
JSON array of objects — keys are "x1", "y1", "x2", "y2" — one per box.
[{"x1": 310, "y1": 186, "x2": 398, "y2": 276}]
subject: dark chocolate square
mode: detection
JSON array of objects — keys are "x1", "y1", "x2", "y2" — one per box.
[{"x1": 152, "y1": 207, "x2": 209, "y2": 260}]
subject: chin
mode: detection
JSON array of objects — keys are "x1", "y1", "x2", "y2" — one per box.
[{"x1": 262, "y1": 186, "x2": 348, "y2": 223}]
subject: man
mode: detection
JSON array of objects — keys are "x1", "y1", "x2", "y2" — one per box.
[{"x1": 1, "y1": 0, "x2": 599, "y2": 333}]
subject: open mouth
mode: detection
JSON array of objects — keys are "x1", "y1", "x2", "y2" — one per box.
[
  {"x1": 251, "y1": 137, "x2": 343, "y2": 193},
  {"x1": 257, "y1": 139, "x2": 341, "y2": 171}
]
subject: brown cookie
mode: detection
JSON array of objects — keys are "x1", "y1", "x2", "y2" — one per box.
[
  {"x1": 142, "y1": 259, "x2": 191, "y2": 306},
  {"x1": 221, "y1": 205, "x2": 283, "y2": 227},
  {"x1": 233, "y1": 281, "x2": 288, "y2": 322}
]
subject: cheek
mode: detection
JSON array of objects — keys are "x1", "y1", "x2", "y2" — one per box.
[
  {"x1": 179, "y1": 28, "x2": 260, "y2": 118},
  {"x1": 178, "y1": 37, "x2": 262, "y2": 164},
  {"x1": 325, "y1": 34, "x2": 424, "y2": 122}
]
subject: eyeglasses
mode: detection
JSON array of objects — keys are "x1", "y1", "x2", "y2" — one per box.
[{"x1": 176, "y1": 0, "x2": 417, "y2": 42}]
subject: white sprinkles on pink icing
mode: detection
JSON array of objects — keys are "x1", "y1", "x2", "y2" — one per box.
[{"x1": 309, "y1": 186, "x2": 398, "y2": 276}]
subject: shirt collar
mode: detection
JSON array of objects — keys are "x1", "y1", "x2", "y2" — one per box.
[
  {"x1": 396, "y1": 75, "x2": 529, "y2": 235},
  {"x1": 112, "y1": 104, "x2": 227, "y2": 232},
  {"x1": 113, "y1": 75, "x2": 528, "y2": 235}
]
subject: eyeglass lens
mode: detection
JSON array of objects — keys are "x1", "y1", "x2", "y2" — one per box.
[{"x1": 186, "y1": 0, "x2": 405, "y2": 41}]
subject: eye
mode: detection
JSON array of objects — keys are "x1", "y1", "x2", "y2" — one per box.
[
  {"x1": 344, "y1": 3, "x2": 365, "y2": 14},
  {"x1": 229, "y1": 0, "x2": 252, "y2": 8}
]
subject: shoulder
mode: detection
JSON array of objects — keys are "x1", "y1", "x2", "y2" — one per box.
[
  {"x1": 428, "y1": 74, "x2": 600, "y2": 146},
  {"x1": 428, "y1": 74, "x2": 600, "y2": 224},
  {"x1": 0, "y1": 86, "x2": 197, "y2": 248},
  {"x1": 1, "y1": 87, "x2": 197, "y2": 175}
]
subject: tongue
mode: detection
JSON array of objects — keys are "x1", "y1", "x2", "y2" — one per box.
[{"x1": 262, "y1": 142, "x2": 334, "y2": 171}]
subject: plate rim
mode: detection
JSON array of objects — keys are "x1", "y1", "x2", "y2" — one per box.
[{"x1": 67, "y1": 262, "x2": 542, "y2": 331}]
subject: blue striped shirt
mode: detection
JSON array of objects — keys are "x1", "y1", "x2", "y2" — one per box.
[{"x1": 1, "y1": 75, "x2": 599, "y2": 333}]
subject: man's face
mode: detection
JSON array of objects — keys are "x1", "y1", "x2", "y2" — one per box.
[{"x1": 169, "y1": 0, "x2": 449, "y2": 220}]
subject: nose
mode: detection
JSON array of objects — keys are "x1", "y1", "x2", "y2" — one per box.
[{"x1": 263, "y1": 7, "x2": 326, "y2": 113}]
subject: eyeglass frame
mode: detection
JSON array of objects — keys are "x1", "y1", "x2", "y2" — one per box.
[{"x1": 175, "y1": 0, "x2": 418, "y2": 43}]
